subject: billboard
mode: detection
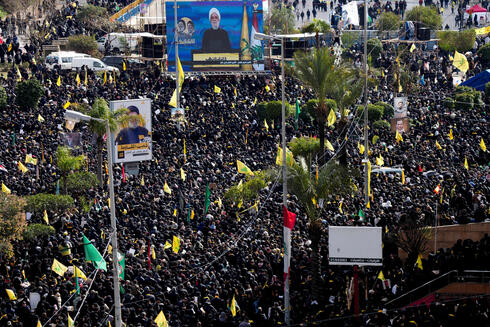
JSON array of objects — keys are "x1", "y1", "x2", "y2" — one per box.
[
  {"x1": 166, "y1": 1, "x2": 264, "y2": 72},
  {"x1": 328, "y1": 226, "x2": 382, "y2": 266},
  {"x1": 391, "y1": 117, "x2": 410, "y2": 135},
  {"x1": 110, "y1": 99, "x2": 152, "y2": 163}
]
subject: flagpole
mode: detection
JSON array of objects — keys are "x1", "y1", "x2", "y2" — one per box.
[
  {"x1": 106, "y1": 120, "x2": 122, "y2": 327},
  {"x1": 363, "y1": 0, "x2": 369, "y2": 207},
  {"x1": 434, "y1": 199, "x2": 438, "y2": 254},
  {"x1": 174, "y1": 0, "x2": 179, "y2": 110}
]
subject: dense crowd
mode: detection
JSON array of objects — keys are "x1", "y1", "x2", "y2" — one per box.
[{"x1": 0, "y1": 1, "x2": 489, "y2": 327}]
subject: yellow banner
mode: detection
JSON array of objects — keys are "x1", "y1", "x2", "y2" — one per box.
[{"x1": 117, "y1": 142, "x2": 149, "y2": 151}]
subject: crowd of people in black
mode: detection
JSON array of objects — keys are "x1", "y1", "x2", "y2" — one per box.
[{"x1": 0, "y1": 0, "x2": 489, "y2": 326}]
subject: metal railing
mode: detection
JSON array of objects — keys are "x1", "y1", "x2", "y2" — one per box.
[{"x1": 385, "y1": 270, "x2": 490, "y2": 308}]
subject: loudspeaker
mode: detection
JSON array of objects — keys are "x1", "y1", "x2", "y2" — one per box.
[{"x1": 417, "y1": 28, "x2": 430, "y2": 41}]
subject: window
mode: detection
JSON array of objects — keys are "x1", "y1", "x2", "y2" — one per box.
[
  {"x1": 62, "y1": 57, "x2": 72, "y2": 63},
  {"x1": 46, "y1": 56, "x2": 58, "y2": 64},
  {"x1": 93, "y1": 61, "x2": 103, "y2": 68}
]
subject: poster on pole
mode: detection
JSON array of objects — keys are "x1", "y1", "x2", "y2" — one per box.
[
  {"x1": 328, "y1": 226, "x2": 382, "y2": 266},
  {"x1": 110, "y1": 99, "x2": 152, "y2": 163},
  {"x1": 393, "y1": 96, "x2": 408, "y2": 118},
  {"x1": 166, "y1": 1, "x2": 264, "y2": 72}
]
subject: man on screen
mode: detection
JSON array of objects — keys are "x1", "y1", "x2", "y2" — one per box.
[
  {"x1": 201, "y1": 8, "x2": 232, "y2": 52},
  {"x1": 115, "y1": 106, "x2": 149, "y2": 145}
]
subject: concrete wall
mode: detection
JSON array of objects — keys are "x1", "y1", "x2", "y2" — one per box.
[{"x1": 428, "y1": 222, "x2": 490, "y2": 253}]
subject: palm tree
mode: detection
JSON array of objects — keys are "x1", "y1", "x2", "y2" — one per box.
[
  {"x1": 57, "y1": 146, "x2": 85, "y2": 194},
  {"x1": 88, "y1": 98, "x2": 126, "y2": 186},
  {"x1": 286, "y1": 156, "x2": 357, "y2": 300},
  {"x1": 293, "y1": 48, "x2": 363, "y2": 165},
  {"x1": 300, "y1": 19, "x2": 331, "y2": 48},
  {"x1": 293, "y1": 48, "x2": 336, "y2": 164}
]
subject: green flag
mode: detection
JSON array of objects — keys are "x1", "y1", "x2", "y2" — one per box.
[
  {"x1": 295, "y1": 99, "x2": 300, "y2": 129},
  {"x1": 56, "y1": 180, "x2": 60, "y2": 195},
  {"x1": 82, "y1": 234, "x2": 107, "y2": 271},
  {"x1": 117, "y1": 251, "x2": 125, "y2": 280},
  {"x1": 358, "y1": 209, "x2": 365, "y2": 222},
  {"x1": 74, "y1": 265, "x2": 80, "y2": 295},
  {"x1": 204, "y1": 183, "x2": 210, "y2": 215},
  {"x1": 186, "y1": 204, "x2": 191, "y2": 223}
]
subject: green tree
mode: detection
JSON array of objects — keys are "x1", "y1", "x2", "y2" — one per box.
[
  {"x1": 367, "y1": 38, "x2": 383, "y2": 59},
  {"x1": 288, "y1": 136, "x2": 321, "y2": 168},
  {"x1": 256, "y1": 100, "x2": 294, "y2": 122},
  {"x1": 0, "y1": 193, "x2": 26, "y2": 258},
  {"x1": 377, "y1": 12, "x2": 402, "y2": 31},
  {"x1": 286, "y1": 157, "x2": 357, "y2": 300},
  {"x1": 15, "y1": 79, "x2": 44, "y2": 110},
  {"x1": 265, "y1": 5, "x2": 297, "y2": 34},
  {"x1": 22, "y1": 224, "x2": 55, "y2": 241},
  {"x1": 300, "y1": 19, "x2": 330, "y2": 48},
  {"x1": 223, "y1": 171, "x2": 272, "y2": 208},
  {"x1": 65, "y1": 171, "x2": 99, "y2": 195},
  {"x1": 25, "y1": 193, "x2": 74, "y2": 213},
  {"x1": 67, "y1": 35, "x2": 99, "y2": 56},
  {"x1": 437, "y1": 30, "x2": 476, "y2": 52},
  {"x1": 76, "y1": 5, "x2": 113, "y2": 32},
  {"x1": 57, "y1": 146, "x2": 85, "y2": 193},
  {"x1": 405, "y1": 6, "x2": 442, "y2": 29},
  {"x1": 477, "y1": 43, "x2": 490, "y2": 65},
  {"x1": 340, "y1": 31, "x2": 359, "y2": 49},
  {"x1": 87, "y1": 98, "x2": 127, "y2": 186}
]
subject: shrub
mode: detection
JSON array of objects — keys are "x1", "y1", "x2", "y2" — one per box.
[
  {"x1": 23, "y1": 224, "x2": 55, "y2": 241},
  {"x1": 367, "y1": 38, "x2": 383, "y2": 59},
  {"x1": 67, "y1": 35, "x2": 98, "y2": 56},
  {"x1": 65, "y1": 171, "x2": 98, "y2": 194},
  {"x1": 25, "y1": 193, "x2": 74, "y2": 213},
  {"x1": 224, "y1": 170, "x2": 272, "y2": 206},
  {"x1": 375, "y1": 101, "x2": 395, "y2": 119},
  {"x1": 454, "y1": 92, "x2": 474, "y2": 110},
  {"x1": 358, "y1": 104, "x2": 384, "y2": 122},
  {"x1": 443, "y1": 97, "x2": 455, "y2": 109},
  {"x1": 437, "y1": 30, "x2": 476, "y2": 52},
  {"x1": 0, "y1": 86, "x2": 7, "y2": 109},
  {"x1": 300, "y1": 99, "x2": 318, "y2": 123},
  {"x1": 405, "y1": 6, "x2": 442, "y2": 29},
  {"x1": 377, "y1": 12, "x2": 401, "y2": 31},
  {"x1": 372, "y1": 120, "x2": 391, "y2": 131},
  {"x1": 341, "y1": 31, "x2": 359, "y2": 49},
  {"x1": 477, "y1": 43, "x2": 490, "y2": 64},
  {"x1": 485, "y1": 82, "x2": 490, "y2": 99},
  {"x1": 15, "y1": 79, "x2": 44, "y2": 110},
  {"x1": 0, "y1": 193, "x2": 26, "y2": 242},
  {"x1": 256, "y1": 100, "x2": 293, "y2": 122},
  {"x1": 288, "y1": 137, "x2": 321, "y2": 160}
]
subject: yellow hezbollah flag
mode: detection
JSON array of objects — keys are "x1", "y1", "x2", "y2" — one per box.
[
  {"x1": 449, "y1": 129, "x2": 453, "y2": 140},
  {"x1": 18, "y1": 161, "x2": 28, "y2": 173},
  {"x1": 276, "y1": 146, "x2": 294, "y2": 166},
  {"x1": 264, "y1": 119, "x2": 269, "y2": 132},
  {"x1": 43, "y1": 210, "x2": 49, "y2": 224},
  {"x1": 409, "y1": 43, "x2": 416, "y2": 53},
  {"x1": 464, "y1": 156, "x2": 469, "y2": 170},
  {"x1": 480, "y1": 138, "x2": 486, "y2": 152},
  {"x1": 51, "y1": 259, "x2": 68, "y2": 276},
  {"x1": 56, "y1": 76, "x2": 61, "y2": 87},
  {"x1": 2, "y1": 183, "x2": 11, "y2": 194},
  {"x1": 377, "y1": 271, "x2": 385, "y2": 281},
  {"x1": 122, "y1": 61, "x2": 126, "y2": 71},
  {"x1": 453, "y1": 51, "x2": 469, "y2": 73},
  {"x1": 68, "y1": 314, "x2": 74, "y2": 327},
  {"x1": 172, "y1": 235, "x2": 180, "y2": 254},
  {"x1": 154, "y1": 311, "x2": 168, "y2": 327},
  {"x1": 164, "y1": 181, "x2": 172, "y2": 194},
  {"x1": 230, "y1": 295, "x2": 237, "y2": 317},
  {"x1": 164, "y1": 241, "x2": 172, "y2": 250},
  {"x1": 376, "y1": 155, "x2": 384, "y2": 166},
  {"x1": 214, "y1": 85, "x2": 221, "y2": 93},
  {"x1": 38, "y1": 114, "x2": 45, "y2": 123},
  {"x1": 25, "y1": 154, "x2": 38, "y2": 165},
  {"x1": 401, "y1": 170, "x2": 405, "y2": 184},
  {"x1": 37, "y1": 320, "x2": 42, "y2": 327},
  {"x1": 63, "y1": 101, "x2": 71, "y2": 109},
  {"x1": 6, "y1": 289, "x2": 17, "y2": 300},
  {"x1": 327, "y1": 109, "x2": 336, "y2": 127},
  {"x1": 73, "y1": 266, "x2": 87, "y2": 280},
  {"x1": 326, "y1": 140, "x2": 335, "y2": 152},
  {"x1": 103, "y1": 70, "x2": 107, "y2": 84},
  {"x1": 177, "y1": 55, "x2": 184, "y2": 88},
  {"x1": 180, "y1": 168, "x2": 186, "y2": 181},
  {"x1": 416, "y1": 254, "x2": 423, "y2": 270},
  {"x1": 395, "y1": 130, "x2": 403, "y2": 143},
  {"x1": 435, "y1": 140, "x2": 442, "y2": 150},
  {"x1": 75, "y1": 73, "x2": 80, "y2": 87},
  {"x1": 237, "y1": 160, "x2": 254, "y2": 176},
  {"x1": 169, "y1": 89, "x2": 178, "y2": 108}
]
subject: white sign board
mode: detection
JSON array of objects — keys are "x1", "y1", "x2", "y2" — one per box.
[
  {"x1": 110, "y1": 99, "x2": 152, "y2": 163},
  {"x1": 328, "y1": 226, "x2": 382, "y2": 266}
]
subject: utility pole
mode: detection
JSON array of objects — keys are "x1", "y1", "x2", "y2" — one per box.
[
  {"x1": 363, "y1": 0, "x2": 369, "y2": 206},
  {"x1": 174, "y1": 0, "x2": 179, "y2": 109}
]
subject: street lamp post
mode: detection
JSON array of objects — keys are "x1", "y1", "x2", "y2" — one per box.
[
  {"x1": 255, "y1": 32, "x2": 289, "y2": 326},
  {"x1": 64, "y1": 110, "x2": 122, "y2": 327}
]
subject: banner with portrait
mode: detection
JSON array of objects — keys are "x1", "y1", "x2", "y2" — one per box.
[
  {"x1": 393, "y1": 97, "x2": 408, "y2": 118},
  {"x1": 166, "y1": 1, "x2": 264, "y2": 72},
  {"x1": 61, "y1": 132, "x2": 82, "y2": 148},
  {"x1": 110, "y1": 99, "x2": 152, "y2": 163},
  {"x1": 391, "y1": 117, "x2": 410, "y2": 135}
]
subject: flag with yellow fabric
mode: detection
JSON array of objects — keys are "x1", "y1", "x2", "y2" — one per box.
[
  {"x1": 56, "y1": 76, "x2": 61, "y2": 87},
  {"x1": 75, "y1": 73, "x2": 80, "y2": 87},
  {"x1": 453, "y1": 51, "x2": 469, "y2": 73},
  {"x1": 464, "y1": 156, "x2": 469, "y2": 170},
  {"x1": 376, "y1": 155, "x2": 384, "y2": 166},
  {"x1": 63, "y1": 101, "x2": 71, "y2": 109},
  {"x1": 180, "y1": 168, "x2": 186, "y2": 181},
  {"x1": 38, "y1": 114, "x2": 45, "y2": 123},
  {"x1": 264, "y1": 119, "x2": 269, "y2": 132},
  {"x1": 326, "y1": 140, "x2": 335, "y2": 152},
  {"x1": 327, "y1": 109, "x2": 336, "y2": 127},
  {"x1": 51, "y1": 259, "x2": 68, "y2": 276},
  {"x1": 6, "y1": 289, "x2": 17, "y2": 300},
  {"x1": 164, "y1": 241, "x2": 172, "y2": 250},
  {"x1": 276, "y1": 146, "x2": 294, "y2": 166},
  {"x1": 435, "y1": 140, "x2": 442, "y2": 150},
  {"x1": 214, "y1": 85, "x2": 221, "y2": 93},
  {"x1": 103, "y1": 70, "x2": 107, "y2": 84},
  {"x1": 164, "y1": 181, "x2": 172, "y2": 194},
  {"x1": 237, "y1": 160, "x2": 254, "y2": 176},
  {"x1": 377, "y1": 271, "x2": 385, "y2": 281},
  {"x1": 172, "y1": 235, "x2": 180, "y2": 254},
  {"x1": 416, "y1": 254, "x2": 423, "y2": 270},
  {"x1": 18, "y1": 161, "x2": 28, "y2": 173},
  {"x1": 481, "y1": 138, "x2": 486, "y2": 152},
  {"x1": 154, "y1": 311, "x2": 168, "y2": 327},
  {"x1": 25, "y1": 154, "x2": 38, "y2": 165},
  {"x1": 43, "y1": 210, "x2": 49, "y2": 224},
  {"x1": 2, "y1": 183, "x2": 11, "y2": 194},
  {"x1": 230, "y1": 295, "x2": 237, "y2": 317},
  {"x1": 401, "y1": 170, "x2": 405, "y2": 184},
  {"x1": 395, "y1": 130, "x2": 403, "y2": 143},
  {"x1": 449, "y1": 129, "x2": 453, "y2": 140},
  {"x1": 73, "y1": 266, "x2": 87, "y2": 280},
  {"x1": 37, "y1": 320, "x2": 42, "y2": 327},
  {"x1": 68, "y1": 314, "x2": 74, "y2": 327},
  {"x1": 409, "y1": 43, "x2": 416, "y2": 53}
]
